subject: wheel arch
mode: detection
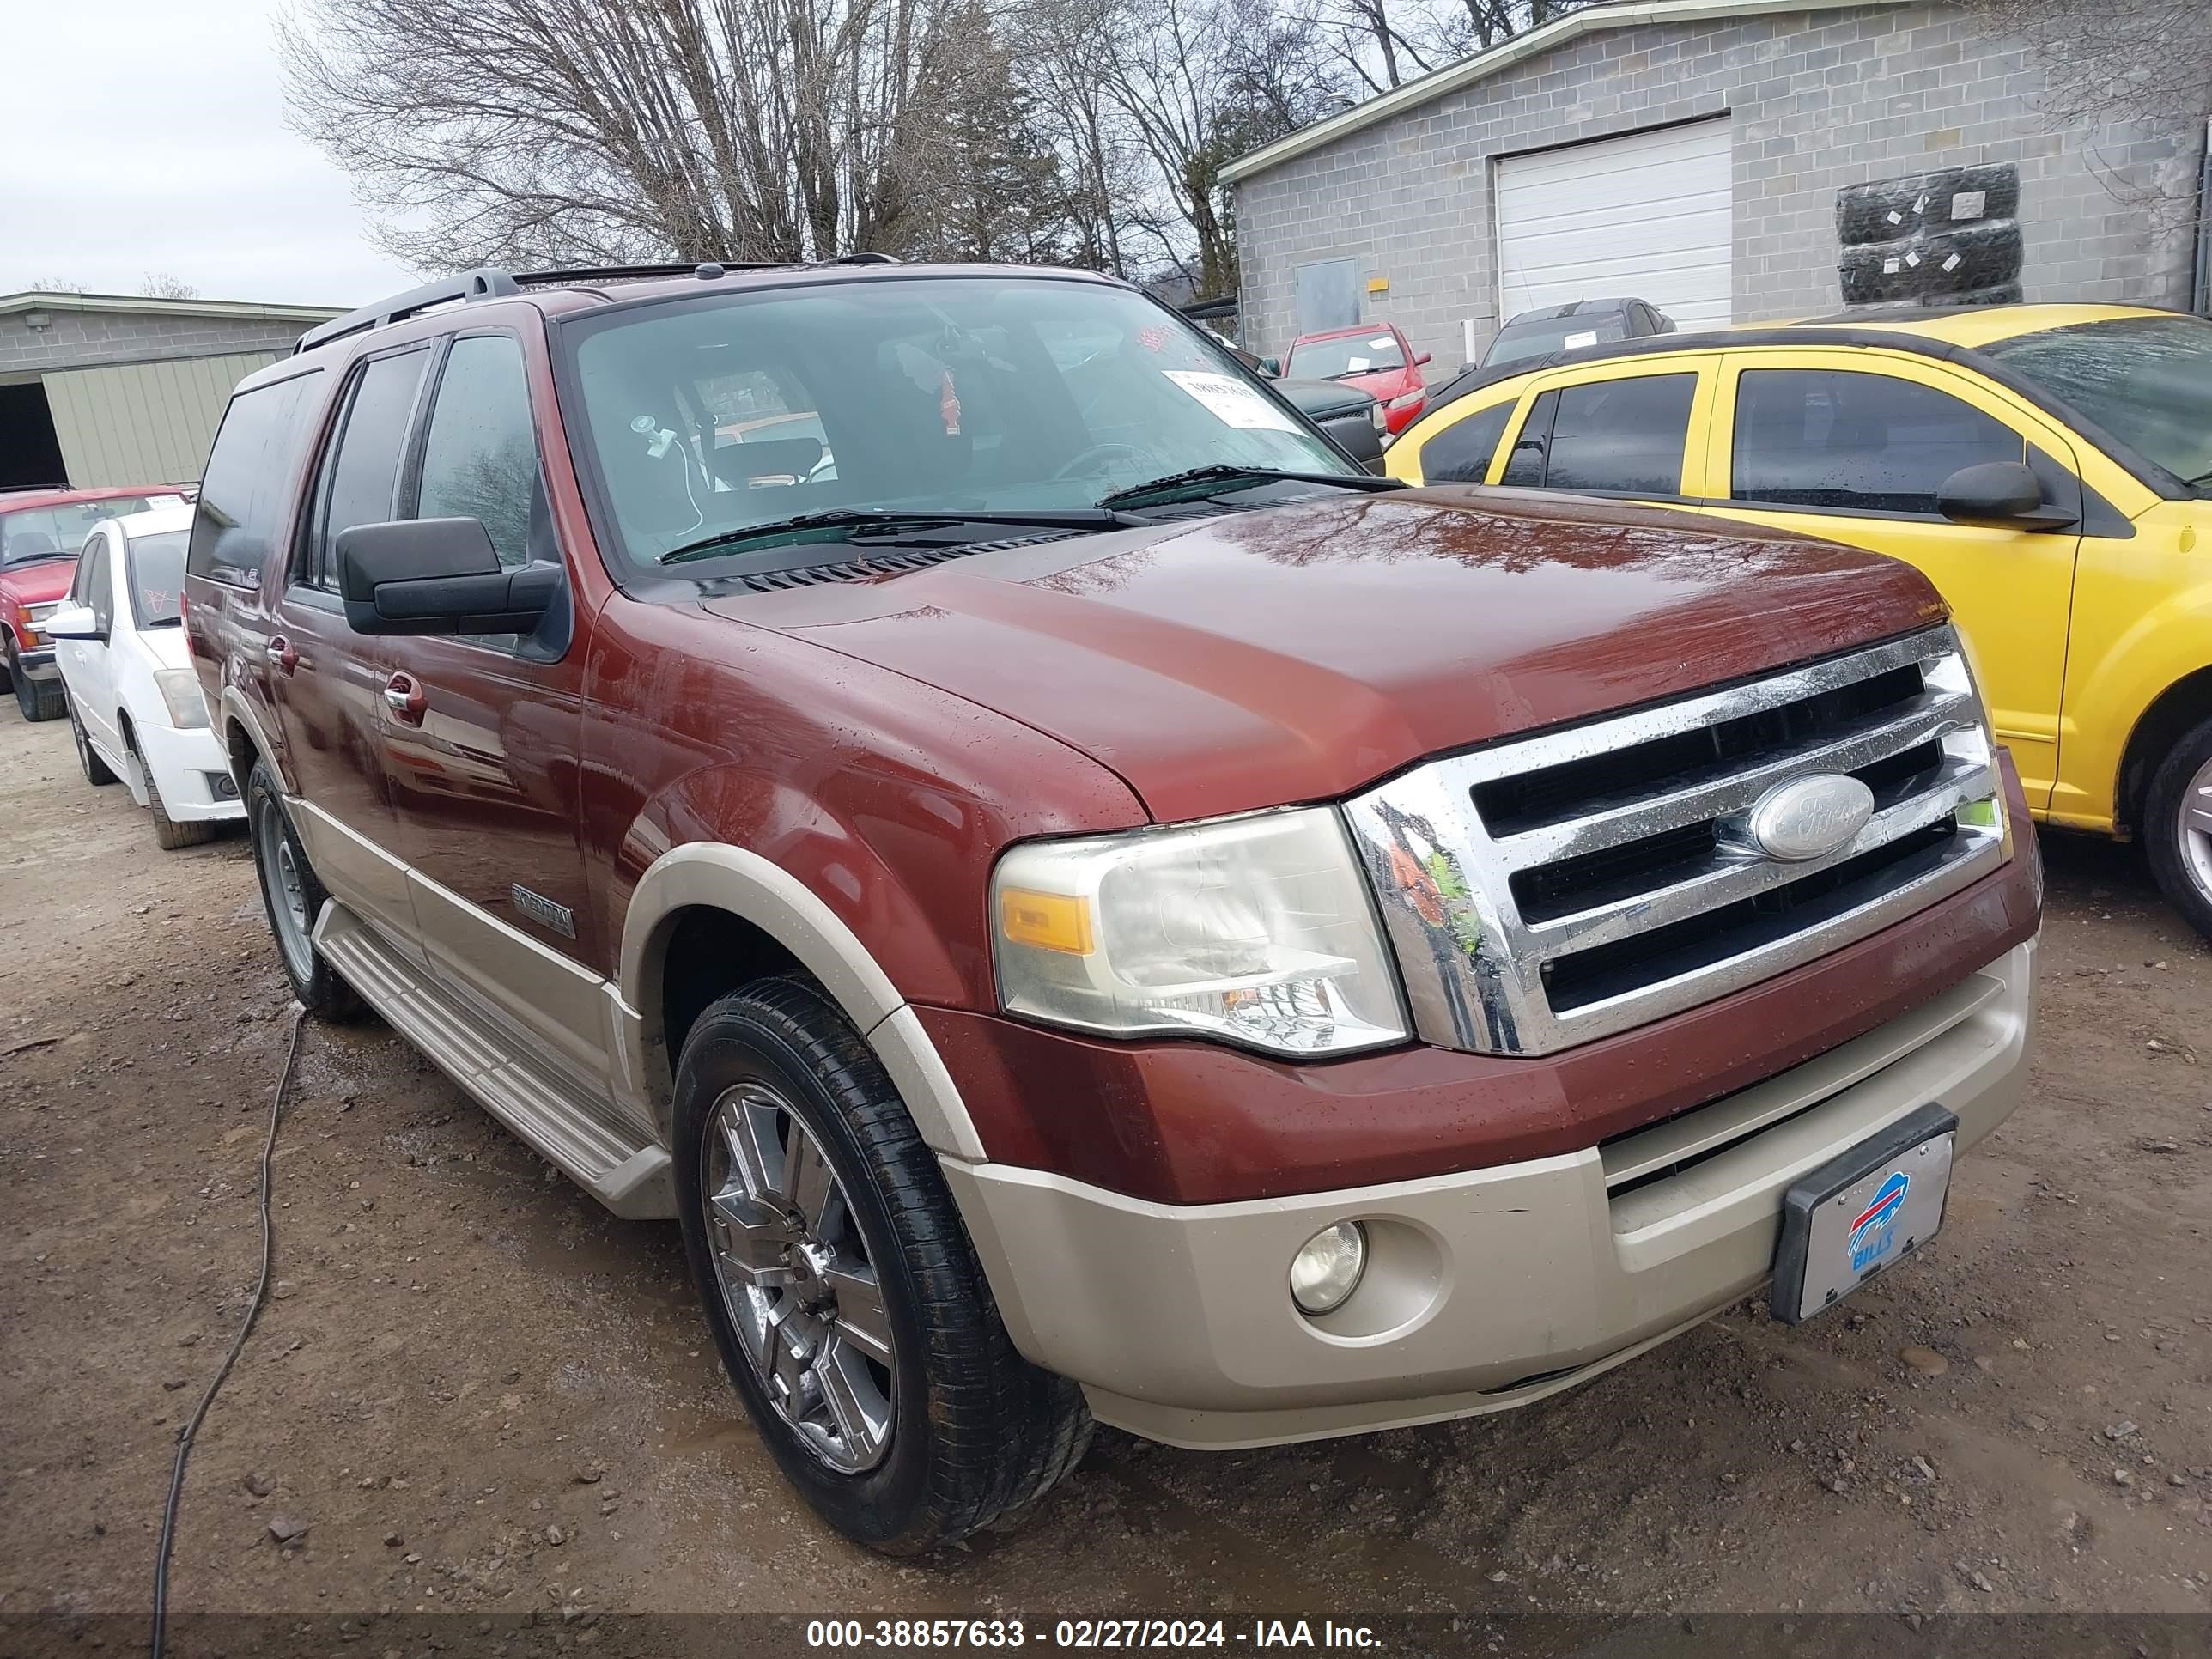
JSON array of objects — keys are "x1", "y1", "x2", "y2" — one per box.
[
  {"x1": 2115, "y1": 665, "x2": 2212, "y2": 839},
  {"x1": 218, "y1": 689, "x2": 286, "y2": 797},
  {"x1": 618, "y1": 841, "x2": 987, "y2": 1162}
]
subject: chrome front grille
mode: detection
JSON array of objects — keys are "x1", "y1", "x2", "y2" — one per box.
[{"x1": 1343, "y1": 627, "x2": 2007, "y2": 1056}]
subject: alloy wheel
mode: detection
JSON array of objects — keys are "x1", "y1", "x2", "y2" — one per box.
[
  {"x1": 701, "y1": 1080, "x2": 896, "y2": 1474},
  {"x1": 2179, "y1": 752, "x2": 2212, "y2": 906},
  {"x1": 256, "y1": 799, "x2": 315, "y2": 981}
]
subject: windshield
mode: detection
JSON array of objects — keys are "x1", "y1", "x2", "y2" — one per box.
[
  {"x1": 1286, "y1": 332, "x2": 1406, "y2": 380},
  {"x1": 0, "y1": 495, "x2": 183, "y2": 567},
  {"x1": 562, "y1": 276, "x2": 1344, "y2": 568},
  {"x1": 1983, "y1": 314, "x2": 2212, "y2": 491},
  {"x1": 127, "y1": 530, "x2": 190, "y2": 628},
  {"x1": 1484, "y1": 313, "x2": 1629, "y2": 370}
]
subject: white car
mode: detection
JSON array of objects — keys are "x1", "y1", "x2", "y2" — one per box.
[{"x1": 44, "y1": 507, "x2": 244, "y2": 848}]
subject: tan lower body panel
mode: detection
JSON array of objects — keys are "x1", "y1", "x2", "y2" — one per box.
[{"x1": 946, "y1": 940, "x2": 2035, "y2": 1450}]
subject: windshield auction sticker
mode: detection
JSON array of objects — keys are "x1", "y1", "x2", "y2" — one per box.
[{"x1": 1163, "y1": 370, "x2": 1302, "y2": 433}]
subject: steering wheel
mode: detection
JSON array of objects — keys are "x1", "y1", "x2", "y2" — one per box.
[{"x1": 1052, "y1": 442, "x2": 1148, "y2": 482}]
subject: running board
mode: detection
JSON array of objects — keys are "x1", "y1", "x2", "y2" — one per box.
[{"x1": 313, "y1": 902, "x2": 677, "y2": 1219}]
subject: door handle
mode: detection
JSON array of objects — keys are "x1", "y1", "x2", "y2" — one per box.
[
  {"x1": 267, "y1": 635, "x2": 298, "y2": 676},
  {"x1": 383, "y1": 672, "x2": 428, "y2": 726}
]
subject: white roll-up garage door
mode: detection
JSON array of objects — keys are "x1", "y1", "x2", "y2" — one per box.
[{"x1": 1494, "y1": 118, "x2": 1733, "y2": 331}]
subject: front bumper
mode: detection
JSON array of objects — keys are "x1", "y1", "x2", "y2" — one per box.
[
  {"x1": 945, "y1": 938, "x2": 2034, "y2": 1449},
  {"x1": 134, "y1": 719, "x2": 246, "y2": 823},
  {"x1": 15, "y1": 645, "x2": 57, "y2": 679}
]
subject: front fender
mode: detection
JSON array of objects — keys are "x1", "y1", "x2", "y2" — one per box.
[
  {"x1": 2059, "y1": 553, "x2": 2212, "y2": 831},
  {"x1": 616, "y1": 838, "x2": 987, "y2": 1159}
]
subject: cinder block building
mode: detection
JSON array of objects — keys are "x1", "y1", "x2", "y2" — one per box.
[
  {"x1": 0, "y1": 290, "x2": 342, "y2": 489},
  {"x1": 1226, "y1": 0, "x2": 2209, "y2": 368}
]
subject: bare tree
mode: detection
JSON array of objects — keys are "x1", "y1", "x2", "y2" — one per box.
[
  {"x1": 1959, "y1": 0, "x2": 2209, "y2": 223},
  {"x1": 280, "y1": 0, "x2": 987, "y2": 267},
  {"x1": 141, "y1": 273, "x2": 200, "y2": 299},
  {"x1": 27, "y1": 276, "x2": 91, "y2": 293},
  {"x1": 1302, "y1": 0, "x2": 1603, "y2": 94}
]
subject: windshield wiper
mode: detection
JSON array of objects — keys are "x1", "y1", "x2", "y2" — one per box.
[
  {"x1": 1096, "y1": 465, "x2": 1407, "y2": 511},
  {"x1": 2184, "y1": 469, "x2": 2212, "y2": 489},
  {"x1": 657, "y1": 507, "x2": 1134, "y2": 567}
]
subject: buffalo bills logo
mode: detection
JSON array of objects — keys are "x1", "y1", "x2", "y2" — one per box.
[{"x1": 1848, "y1": 1170, "x2": 1910, "y2": 1273}]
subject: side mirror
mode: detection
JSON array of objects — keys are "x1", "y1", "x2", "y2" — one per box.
[
  {"x1": 1259, "y1": 356, "x2": 1282, "y2": 378},
  {"x1": 1936, "y1": 462, "x2": 2080, "y2": 531},
  {"x1": 1415, "y1": 351, "x2": 1433, "y2": 367},
  {"x1": 42, "y1": 602, "x2": 104, "y2": 642},
  {"x1": 337, "y1": 519, "x2": 560, "y2": 635}
]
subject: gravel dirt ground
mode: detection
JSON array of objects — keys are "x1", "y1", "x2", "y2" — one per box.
[{"x1": 3, "y1": 708, "x2": 2209, "y2": 1642}]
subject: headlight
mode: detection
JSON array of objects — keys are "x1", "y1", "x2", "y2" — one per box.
[
  {"x1": 993, "y1": 808, "x2": 1408, "y2": 1057},
  {"x1": 1369, "y1": 402, "x2": 1388, "y2": 432},
  {"x1": 154, "y1": 668, "x2": 210, "y2": 729}
]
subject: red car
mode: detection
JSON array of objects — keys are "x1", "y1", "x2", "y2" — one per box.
[
  {"x1": 1, "y1": 484, "x2": 188, "y2": 720},
  {"x1": 1284, "y1": 321, "x2": 1432, "y2": 434}
]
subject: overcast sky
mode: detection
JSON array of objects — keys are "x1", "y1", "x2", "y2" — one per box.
[{"x1": 3, "y1": 0, "x2": 420, "y2": 308}]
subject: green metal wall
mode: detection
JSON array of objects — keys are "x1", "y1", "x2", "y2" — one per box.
[{"x1": 42, "y1": 350, "x2": 285, "y2": 486}]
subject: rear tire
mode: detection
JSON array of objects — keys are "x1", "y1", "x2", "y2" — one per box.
[
  {"x1": 9, "y1": 643, "x2": 62, "y2": 721},
  {"x1": 244, "y1": 757, "x2": 365, "y2": 1018},
  {"x1": 674, "y1": 976, "x2": 1090, "y2": 1553},
  {"x1": 2143, "y1": 714, "x2": 2212, "y2": 944},
  {"x1": 69, "y1": 700, "x2": 117, "y2": 785}
]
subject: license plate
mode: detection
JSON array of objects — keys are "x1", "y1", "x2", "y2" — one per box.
[{"x1": 1771, "y1": 1103, "x2": 1957, "y2": 1324}]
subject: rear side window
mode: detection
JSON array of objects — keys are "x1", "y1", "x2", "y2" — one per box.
[
  {"x1": 301, "y1": 349, "x2": 429, "y2": 591},
  {"x1": 1540, "y1": 374, "x2": 1697, "y2": 495},
  {"x1": 416, "y1": 335, "x2": 542, "y2": 568},
  {"x1": 1731, "y1": 368, "x2": 2023, "y2": 514},
  {"x1": 85, "y1": 538, "x2": 114, "y2": 635},
  {"x1": 1420, "y1": 400, "x2": 1516, "y2": 484},
  {"x1": 188, "y1": 371, "x2": 324, "y2": 590}
]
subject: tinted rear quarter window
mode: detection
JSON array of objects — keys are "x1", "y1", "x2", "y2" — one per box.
[
  {"x1": 1421, "y1": 400, "x2": 1516, "y2": 484},
  {"x1": 188, "y1": 371, "x2": 325, "y2": 590},
  {"x1": 1732, "y1": 368, "x2": 2022, "y2": 514}
]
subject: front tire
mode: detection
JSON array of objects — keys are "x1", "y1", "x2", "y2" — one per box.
[
  {"x1": 2144, "y1": 714, "x2": 2212, "y2": 943},
  {"x1": 70, "y1": 700, "x2": 117, "y2": 785},
  {"x1": 244, "y1": 757, "x2": 364, "y2": 1018},
  {"x1": 9, "y1": 644, "x2": 62, "y2": 721},
  {"x1": 674, "y1": 977, "x2": 1090, "y2": 1553},
  {"x1": 145, "y1": 763, "x2": 219, "y2": 850}
]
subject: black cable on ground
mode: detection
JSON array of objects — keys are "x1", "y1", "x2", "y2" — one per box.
[{"x1": 150, "y1": 1001, "x2": 307, "y2": 1659}]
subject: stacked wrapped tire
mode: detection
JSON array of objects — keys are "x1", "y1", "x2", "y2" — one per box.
[{"x1": 1836, "y1": 163, "x2": 2022, "y2": 308}]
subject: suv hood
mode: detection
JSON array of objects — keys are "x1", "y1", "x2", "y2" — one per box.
[{"x1": 709, "y1": 489, "x2": 1947, "y2": 823}]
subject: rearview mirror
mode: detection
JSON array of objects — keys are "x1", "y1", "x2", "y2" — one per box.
[
  {"x1": 1936, "y1": 462, "x2": 2079, "y2": 531},
  {"x1": 42, "y1": 602, "x2": 103, "y2": 642},
  {"x1": 337, "y1": 519, "x2": 560, "y2": 635}
]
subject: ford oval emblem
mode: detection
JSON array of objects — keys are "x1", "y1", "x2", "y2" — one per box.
[{"x1": 1747, "y1": 774, "x2": 1875, "y2": 862}]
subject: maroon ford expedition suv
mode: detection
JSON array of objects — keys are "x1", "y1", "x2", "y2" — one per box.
[{"x1": 185, "y1": 260, "x2": 2040, "y2": 1553}]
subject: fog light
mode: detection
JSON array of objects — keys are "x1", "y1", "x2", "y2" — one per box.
[{"x1": 1289, "y1": 1221, "x2": 1367, "y2": 1315}]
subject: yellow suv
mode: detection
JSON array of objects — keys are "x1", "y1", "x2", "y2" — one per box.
[{"x1": 1388, "y1": 304, "x2": 2212, "y2": 938}]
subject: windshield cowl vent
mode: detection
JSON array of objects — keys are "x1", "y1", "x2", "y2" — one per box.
[{"x1": 724, "y1": 533, "x2": 1080, "y2": 593}]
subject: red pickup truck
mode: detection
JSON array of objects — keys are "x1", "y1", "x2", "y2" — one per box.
[
  {"x1": 185, "y1": 260, "x2": 2039, "y2": 1553},
  {"x1": 2, "y1": 484, "x2": 189, "y2": 720}
]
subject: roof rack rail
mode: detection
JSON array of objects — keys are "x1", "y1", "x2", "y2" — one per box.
[
  {"x1": 834, "y1": 252, "x2": 901, "y2": 264},
  {"x1": 295, "y1": 269, "x2": 520, "y2": 356},
  {"x1": 510, "y1": 261, "x2": 781, "y2": 288}
]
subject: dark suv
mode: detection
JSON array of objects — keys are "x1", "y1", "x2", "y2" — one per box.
[{"x1": 185, "y1": 260, "x2": 2040, "y2": 1553}]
